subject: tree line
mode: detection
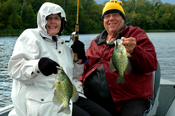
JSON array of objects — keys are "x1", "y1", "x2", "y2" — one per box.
[{"x1": 0, "y1": 0, "x2": 175, "y2": 35}]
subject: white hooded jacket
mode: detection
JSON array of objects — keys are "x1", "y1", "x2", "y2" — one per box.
[{"x1": 8, "y1": 2, "x2": 84, "y2": 116}]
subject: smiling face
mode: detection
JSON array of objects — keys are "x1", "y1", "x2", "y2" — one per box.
[
  {"x1": 46, "y1": 14, "x2": 61, "y2": 36},
  {"x1": 103, "y1": 13, "x2": 125, "y2": 36}
]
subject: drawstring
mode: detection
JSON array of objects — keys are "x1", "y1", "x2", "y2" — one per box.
[{"x1": 52, "y1": 36, "x2": 58, "y2": 49}]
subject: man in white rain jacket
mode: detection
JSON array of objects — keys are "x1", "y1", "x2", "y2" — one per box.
[{"x1": 8, "y1": 2, "x2": 111, "y2": 116}]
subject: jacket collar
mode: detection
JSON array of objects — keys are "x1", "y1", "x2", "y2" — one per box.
[{"x1": 95, "y1": 24, "x2": 126, "y2": 46}]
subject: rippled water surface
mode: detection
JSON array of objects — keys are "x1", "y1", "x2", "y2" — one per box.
[
  {"x1": 0, "y1": 36, "x2": 17, "y2": 108},
  {"x1": 0, "y1": 32, "x2": 175, "y2": 108}
]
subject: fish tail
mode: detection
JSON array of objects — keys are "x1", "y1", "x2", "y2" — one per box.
[
  {"x1": 116, "y1": 75, "x2": 125, "y2": 84},
  {"x1": 59, "y1": 105, "x2": 71, "y2": 114}
]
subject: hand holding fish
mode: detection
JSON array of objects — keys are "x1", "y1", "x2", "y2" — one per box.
[
  {"x1": 121, "y1": 37, "x2": 136, "y2": 54},
  {"x1": 38, "y1": 57, "x2": 60, "y2": 76}
]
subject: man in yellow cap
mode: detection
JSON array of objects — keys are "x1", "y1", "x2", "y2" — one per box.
[{"x1": 78, "y1": 0, "x2": 158, "y2": 115}]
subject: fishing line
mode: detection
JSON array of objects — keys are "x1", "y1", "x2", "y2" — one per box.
[
  {"x1": 110, "y1": 0, "x2": 137, "y2": 42},
  {"x1": 97, "y1": 18, "x2": 123, "y2": 64},
  {"x1": 125, "y1": 0, "x2": 137, "y2": 25}
]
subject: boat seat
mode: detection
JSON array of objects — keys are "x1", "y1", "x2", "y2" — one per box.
[
  {"x1": 146, "y1": 61, "x2": 161, "y2": 116},
  {"x1": 152, "y1": 61, "x2": 161, "y2": 103}
]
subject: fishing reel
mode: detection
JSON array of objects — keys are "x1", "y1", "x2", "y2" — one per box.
[
  {"x1": 65, "y1": 31, "x2": 78, "y2": 42},
  {"x1": 65, "y1": 32, "x2": 75, "y2": 43},
  {"x1": 65, "y1": 23, "x2": 79, "y2": 42},
  {"x1": 71, "y1": 31, "x2": 76, "y2": 41}
]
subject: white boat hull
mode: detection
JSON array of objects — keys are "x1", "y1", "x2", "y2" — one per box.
[{"x1": 1, "y1": 80, "x2": 175, "y2": 116}]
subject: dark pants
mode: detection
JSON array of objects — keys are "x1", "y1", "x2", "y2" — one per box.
[
  {"x1": 120, "y1": 99, "x2": 151, "y2": 116},
  {"x1": 73, "y1": 96, "x2": 112, "y2": 116},
  {"x1": 84, "y1": 89, "x2": 151, "y2": 116}
]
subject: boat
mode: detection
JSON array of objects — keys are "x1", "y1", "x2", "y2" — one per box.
[
  {"x1": 0, "y1": 0, "x2": 174, "y2": 115},
  {"x1": 0, "y1": 62, "x2": 175, "y2": 116},
  {"x1": 0, "y1": 105, "x2": 13, "y2": 116}
]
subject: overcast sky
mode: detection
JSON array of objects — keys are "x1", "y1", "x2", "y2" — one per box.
[{"x1": 95, "y1": 0, "x2": 175, "y2": 5}]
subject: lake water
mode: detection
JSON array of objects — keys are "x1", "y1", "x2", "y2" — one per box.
[{"x1": 0, "y1": 32, "x2": 175, "y2": 109}]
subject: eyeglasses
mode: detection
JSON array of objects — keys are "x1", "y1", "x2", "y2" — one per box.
[
  {"x1": 46, "y1": 16, "x2": 61, "y2": 22},
  {"x1": 104, "y1": 13, "x2": 120, "y2": 20}
]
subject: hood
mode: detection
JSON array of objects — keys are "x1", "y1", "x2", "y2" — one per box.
[{"x1": 37, "y1": 2, "x2": 67, "y2": 38}]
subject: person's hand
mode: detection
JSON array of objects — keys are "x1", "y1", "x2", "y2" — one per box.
[
  {"x1": 121, "y1": 37, "x2": 136, "y2": 54},
  {"x1": 38, "y1": 57, "x2": 60, "y2": 76},
  {"x1": 71, "y1": 40, "x2": 86, "y2": 64}
]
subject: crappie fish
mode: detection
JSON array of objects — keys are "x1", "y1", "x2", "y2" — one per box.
[
  {"x1": 52, "y1": 66, "x2": 79, "y2": 114},
  {"x1": 109, "y1": 39, "x2": 132, "y2": 84}
]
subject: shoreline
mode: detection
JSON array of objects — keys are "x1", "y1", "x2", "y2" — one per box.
[{"x1": 0, "y1": 29, "x2": 175, "y2": 36}]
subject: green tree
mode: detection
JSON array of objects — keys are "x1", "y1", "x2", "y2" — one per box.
[
  {"x1": 1, "y1": 0, "x2": 175, "y2": 34},
  {"x1": 21, "y1": 4, "x2": 36, "y2": 28},
  {"x1": 7, "y1": 0, "x2": 22, "y2": 29},
  {"x1": 0, "y1": 1, "x2": 9, "y2": 29}
]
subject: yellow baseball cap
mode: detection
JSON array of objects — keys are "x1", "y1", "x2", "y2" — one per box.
[{"x1": 102, "y1": 0, "x2": 126, "y2": 20}]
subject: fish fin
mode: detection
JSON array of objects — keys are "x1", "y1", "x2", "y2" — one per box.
[
  {"x1": 114, "y1": 40, "x2": 117, "y2": 47},
  {"x1": 51, "y1": 83, "x2": 56, "y2": 89},
  {"x1": 116, "y1": 75, "x2": 125, "y2": 84},
  {"x1": 58, "y1": 105, "x2": 71, "y2": 114},
  {"x1": 53, "y1": 90, "x2": 63, "y2": 106},
  {"x1": 126, "y1": 52, "x2": 131, "y2": 57},
  {"x1": 121, "y1": 52, "x2": 123, "y2": 58},
  {"x1": 109, "y1": 57, "x2": 116, "y2": 72},
  {"x1": 124, "y1": 59, "x2": 132, "y2": 74},
  {"x1": 71, "y1": 84, "x2": 79, "y2": 102}
]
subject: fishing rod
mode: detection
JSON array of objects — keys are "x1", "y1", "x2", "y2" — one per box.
[
  {"x1": 65, "y1": 0, "x2": 79, "y2": 61},
  {"x1": 65, "y1": 0, "x2": 79, "y2": 43},
  {"x1": 65, "y1": 0, "x2": 80, "y2": 61},
  {"x1": 73, "y1": 0, "x2": 80, "y2": 61}
]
